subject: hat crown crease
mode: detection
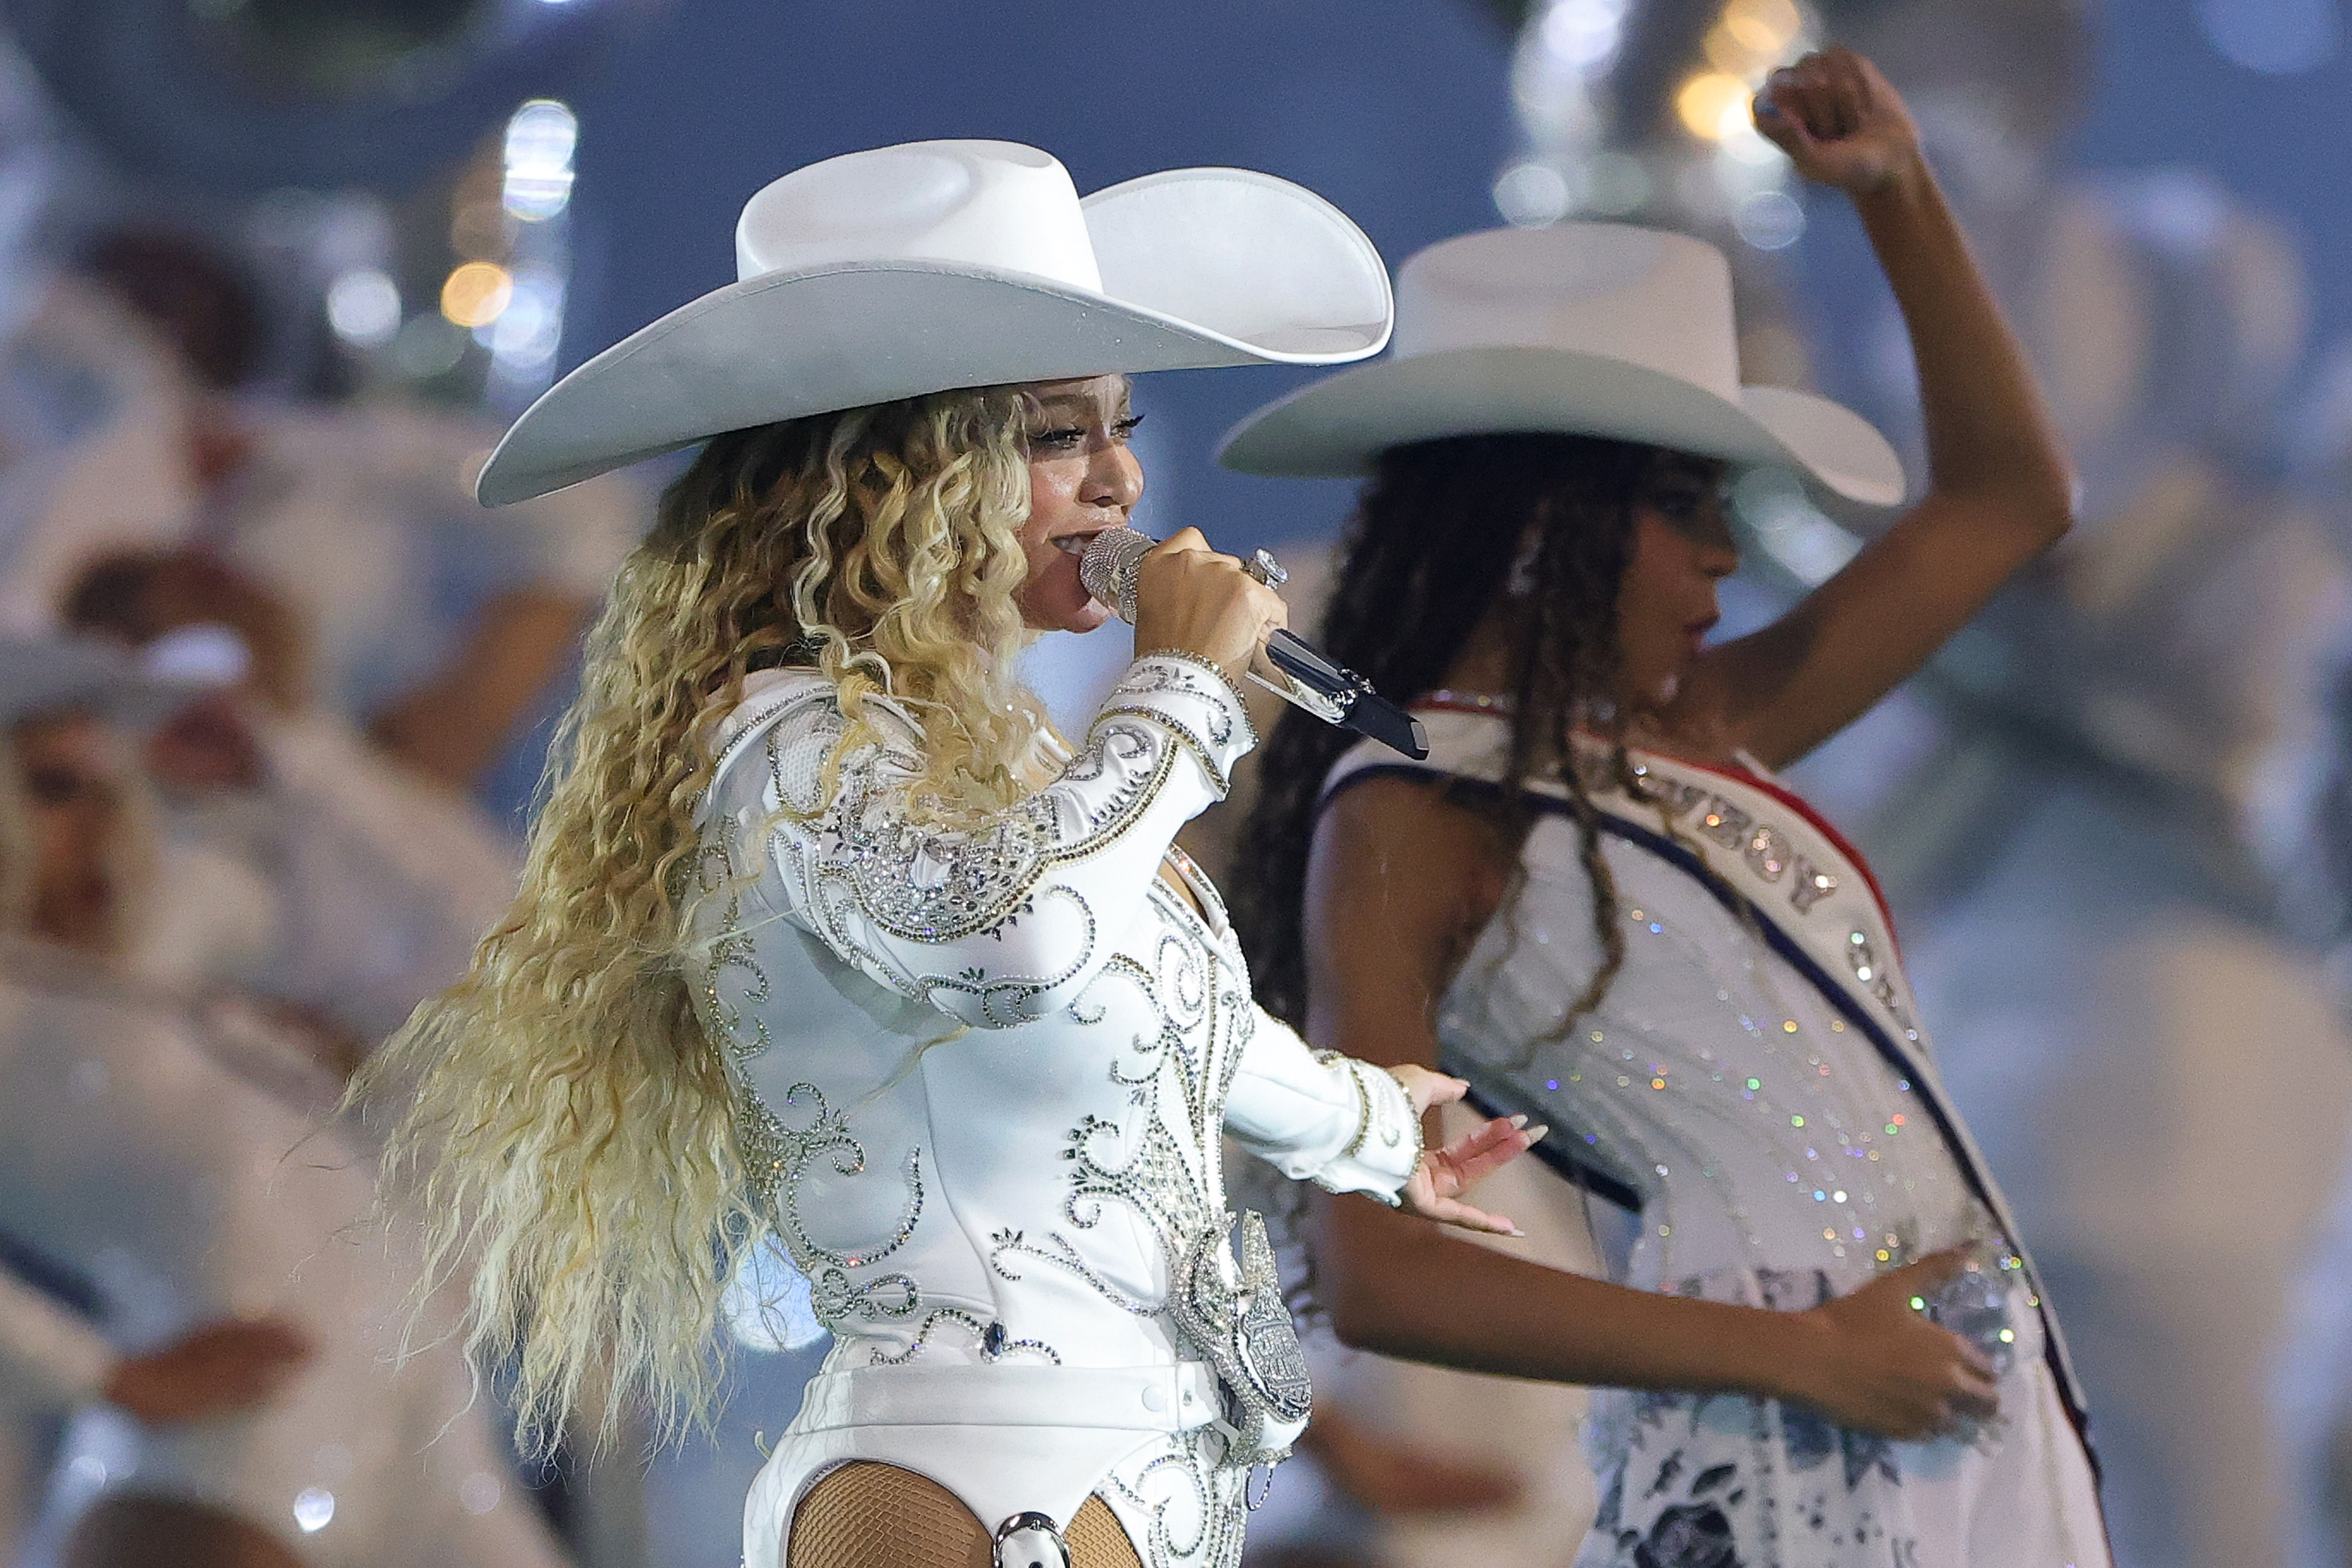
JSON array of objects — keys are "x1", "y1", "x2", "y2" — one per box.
[
  {"x1": 735, "y1": 139, "x2": 1105, "y2": 294},
  {"x1": 1394, "y1": 225, "x2": 1741, "y2": 397}
]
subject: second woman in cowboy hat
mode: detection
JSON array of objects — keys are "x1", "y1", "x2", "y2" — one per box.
[
  {"x1": 1225, "y1": 50, "x2": 2108, "y2": 1567},
  {"x1": 364, "y1": 138, "x2": 1540, "y2": 1568}
]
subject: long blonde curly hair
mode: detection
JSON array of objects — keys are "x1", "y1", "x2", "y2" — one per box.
[{"x1": 365, "y1": 383, "x2": 1057, "y2": 1452}]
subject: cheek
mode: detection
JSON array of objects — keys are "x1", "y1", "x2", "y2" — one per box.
[
  {"x1": 1014, "y1": 547, "x2": 1108, "y2": 633},
  {"x1": 1020, "y1": 460, "x2": 1081, "y2": 544},
  {"x1": 1614, "y1": 557, "x2": 1670, "y2": 642}
]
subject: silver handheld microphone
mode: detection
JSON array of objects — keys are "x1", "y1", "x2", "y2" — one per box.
[{"x1": 1078, "y1": 526, "x2": 1429, "y2": 761}]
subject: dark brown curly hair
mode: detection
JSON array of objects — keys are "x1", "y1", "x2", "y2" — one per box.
[{"x1": 1227, "y1": 431, "x2": 1722, "y2": 1035}]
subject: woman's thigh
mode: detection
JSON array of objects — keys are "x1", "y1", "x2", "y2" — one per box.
[
  {"x1": 787, "y1": 1462, "x2": 1141, "y2": 1568},
  {"x1": 62, "y1": 1492, "x2": 308, "y2": 1568}
]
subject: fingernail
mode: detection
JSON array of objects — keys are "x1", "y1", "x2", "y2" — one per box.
[
  {"x1": 1506, "y1": 1226, "x2": 1527, "y2": 1238},
  {"x1": 1510, "y1": 1113, "x2": 1529, "y2": 1128},
  {"x1": 1525, "y1": 1124, "x2": 1550, "y2": 1141}
]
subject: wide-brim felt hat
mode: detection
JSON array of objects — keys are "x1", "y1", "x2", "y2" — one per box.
[
  {"x1": 0, "y1": 636, "x2": 198, "y2": 731},
  {"x1": 1218, "y1": 223, "x2": 1905, "y2": 513},
  {"x1": 479, "y1": 139, "x2": 1395, "y2": 505}
]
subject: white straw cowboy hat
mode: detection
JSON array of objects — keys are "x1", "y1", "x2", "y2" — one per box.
[
  {"x1": 478, "y1": 139, "x2": 1395, "y2": 505},
  {"x1": 1218, "y1": 223, "x2": 1905, "y2": 511}
]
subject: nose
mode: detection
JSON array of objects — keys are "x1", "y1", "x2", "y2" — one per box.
[
  {"x1": 1694, "y1": 529, "x2": 1740, "y2": 580},
  {"x1": 1081, "y1": 434, "x2": 1143, "y2": 515}
]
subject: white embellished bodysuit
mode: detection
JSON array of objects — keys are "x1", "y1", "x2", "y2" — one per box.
[
  {"x1": 690, "y1": 654, "x2": 1420, "y2": 1568},
  {"x1": 1324, "y1": 711, "x2": 2110, "y2": 1568}
]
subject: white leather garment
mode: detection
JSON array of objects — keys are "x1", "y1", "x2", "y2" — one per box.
[{"x1": 688, "y1": 654, "x2": 1419, "y2": 1568}]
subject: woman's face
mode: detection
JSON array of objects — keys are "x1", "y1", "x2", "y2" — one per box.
[
  {"x1": 1014, "y1": 376, "x2": 1144, "y2": 634},
  {"x1": 12, "y1": 711, "x2": 125, "y2": 952},
  {"x1": 1613, "y1": 461, "x2": 1739, "y2": 709}
]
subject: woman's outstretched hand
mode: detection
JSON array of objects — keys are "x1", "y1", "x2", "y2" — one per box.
[
  {"x1": 1752, "y1": 47, "x2": 1921, "y2": 198},
  {"x1": 1387, "y1": 1063, "x2": 1541, "y2": 1237},
  {"x1": 1773, "y1": 1251, "x2": 2002, "y2": 1439}
]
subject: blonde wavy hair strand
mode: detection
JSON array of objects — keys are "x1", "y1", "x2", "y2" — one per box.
[{"x1": 362, "y1": 383, "x2": 1061, "y2": 1454}]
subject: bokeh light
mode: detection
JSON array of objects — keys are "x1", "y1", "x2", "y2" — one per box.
[
  {"x1": 502, "y1": 99, "x2": 576, "y2": 222},
  {"x1": 440, "y1": 261, "x2": 512, "y2": 328},
  {"x1": 1677, "y1": 71, "x2": 1753, "y2": 142},
  {"x1": 325, "y1": 267, "x2": 400, "y2": 346}
]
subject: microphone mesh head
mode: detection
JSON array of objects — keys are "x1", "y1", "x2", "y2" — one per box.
[{"x1": 1078, "y1": 526, "x2": 1155, "y2": 623}]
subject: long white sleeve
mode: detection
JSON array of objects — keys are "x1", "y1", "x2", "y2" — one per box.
[
  {"x1": 710, "y1": 652, "x2": 1256, "y2": 1030},
  {"x1": 1223, "y1": 1005, "x2": 1421, "y2": 1202},
  {"x1": 0, "y1": 1270, "x2": 111, "y2": 1412}
]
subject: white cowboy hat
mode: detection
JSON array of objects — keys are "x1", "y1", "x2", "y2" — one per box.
[
  {"x1": 478, "y1": 139, "x2": 1395, "y2": 505},
  {"x1": 0, "y1": 636, "x2": 199, "y2": 731},
  {"x1": 1217, "y1": 223, "x2": 1905, "y2": 511}
]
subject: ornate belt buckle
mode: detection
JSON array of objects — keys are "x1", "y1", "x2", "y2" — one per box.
[
  {"x1": 994, "y1": 1512, "x2": 1072, "y2": 1568},
  {"x1": 1172, "y1": 1209, "x2": 1313, "y2": 1473},
  {"x1": 1231, "y1": 1212, "x2": 1312, "y2": 1424}
]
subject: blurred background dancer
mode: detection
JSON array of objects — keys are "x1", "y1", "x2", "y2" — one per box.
[{"x1": 0, "y1": 636, "x2": 572, "y2": 1568}]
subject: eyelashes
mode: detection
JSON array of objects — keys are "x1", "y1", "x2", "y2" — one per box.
[{"x1": 1029, "y1": 414, "x2": 1145, "y2": 450}]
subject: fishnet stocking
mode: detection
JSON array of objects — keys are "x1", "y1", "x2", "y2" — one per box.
[{"x1": 787, "y1": 1463, "x2": 1141, "y2": 1568}]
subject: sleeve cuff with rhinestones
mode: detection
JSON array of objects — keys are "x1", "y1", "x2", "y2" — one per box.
[
  {"x1": 1090, "y1": 651, "x2": 1258, "y2": 798},
  {"x1": 1308, "y1": 1057, "x2": 1422, "y2": 1203}
]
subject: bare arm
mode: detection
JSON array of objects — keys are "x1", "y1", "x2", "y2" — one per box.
[
  {"x1": 1682, "y1": 49, "x2": 2074, "y2": 769},
  {"x1": 1305, "y1": 778, "x2": 1994, "y2": 1436},
  {"x1": 367, "y1": 587, "x2": 592, "y2": 790}
]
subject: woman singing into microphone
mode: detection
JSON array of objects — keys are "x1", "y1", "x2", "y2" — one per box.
[
  {"x1": 1225, "y1": 51, "x2": 2109, "y2": 1566},
  {"x1": 364, "y1": 140, "x2": 1535, "y2": 1568}
]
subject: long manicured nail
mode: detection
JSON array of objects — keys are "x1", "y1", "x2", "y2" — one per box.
[
  {"x1": 1525, "y1": 1123, "x2": 1551, "y2": 1141},
  {"x1": 1510, "y1": 1113, "x2": 1530, "y2": 1128}
]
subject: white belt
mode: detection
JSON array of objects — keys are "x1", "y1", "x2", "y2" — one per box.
[{"x1": 792, "y1": 1360, "x2": 1223, "y2": 1434}]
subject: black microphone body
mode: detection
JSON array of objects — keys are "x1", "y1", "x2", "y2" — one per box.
[{"x1": 1078, "y1": 527, "x2": 1429, "y2": 760}]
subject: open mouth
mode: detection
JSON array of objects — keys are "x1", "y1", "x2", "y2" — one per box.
[{"x1": 1052, "y1": 527, "x2": 1113, "y2": 557}]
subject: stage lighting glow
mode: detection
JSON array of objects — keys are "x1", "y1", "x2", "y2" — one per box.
[
  {"x1": 2197, "y1": 0, "x2": 2338, "y2": 74},
  {"x1": 1735, "y1": 189, "x2": 1805, "y2": 249},
  {"x1": 485, "y1": 265, "x2": 565, "y2": 369},
  {"x1": 1677, "y1": 71, "x2": 1752, "y2": 140},
  {"x1": 1542, "y1": 0, "x2": 1628, "y2": 70},
  {"x1": 1704, "y1": 24, "x2": 1768, "y2": 74},
  {"x1": 1724, "y1": 0, "x2": 1800, "y2": 56},
  {"x1": 440, "y1": 261, "x2": 512, "y2": 328},
  {"x1": 325, "y1": 267, "x2": 400, "y2": 346},
  {"x1": 293, "y1": 1488, "x2": 335, "y2": 1533},
  {"x1": 502, "y1": 100, "x2": 577, "y2": 222},
  {"x1": 1495, "y1": 161, "x2": 1573, "y2": 227}
]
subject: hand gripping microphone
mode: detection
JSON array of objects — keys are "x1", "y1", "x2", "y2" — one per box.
[{"x1": 1079, "y1": 526, "x2": 1428, "y2": 760}]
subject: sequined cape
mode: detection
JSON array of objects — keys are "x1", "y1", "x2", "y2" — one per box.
[{"x1": 690, "y1": 656, "x2": 1420, "y2": 1568}]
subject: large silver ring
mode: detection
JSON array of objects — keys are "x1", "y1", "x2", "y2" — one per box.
[{"x1": 1246, "y1": 548, "x2": 1289, "y2": 589}]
